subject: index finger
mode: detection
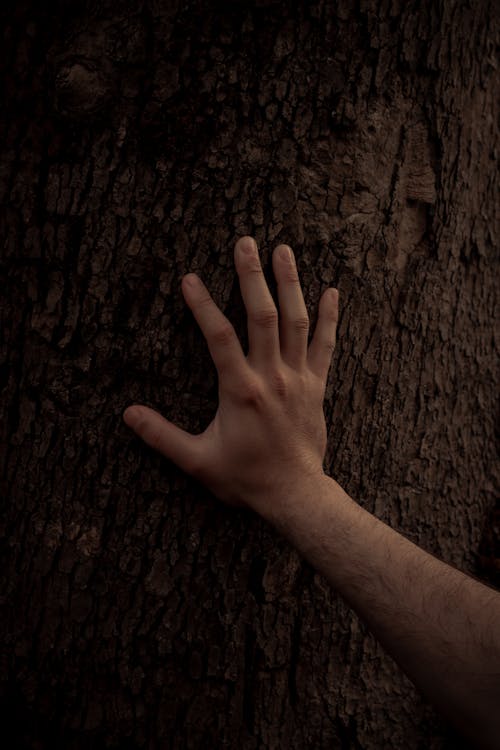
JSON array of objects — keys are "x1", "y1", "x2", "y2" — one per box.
[{"x1": 182, "y1": 273, "x2": 249, "y2": 383}]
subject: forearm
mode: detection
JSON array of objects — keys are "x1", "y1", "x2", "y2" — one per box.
[{"x1": 265, "y1": 474, "x2": 500, "y2": 749}]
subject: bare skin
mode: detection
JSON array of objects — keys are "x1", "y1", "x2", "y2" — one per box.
[{"x1": 123, "y1": 235, "x2": 500, "y2": 749}]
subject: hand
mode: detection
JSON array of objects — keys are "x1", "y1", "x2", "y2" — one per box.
[{"x1": 123, "y1": 236, "x2": 339, "y2": 516}]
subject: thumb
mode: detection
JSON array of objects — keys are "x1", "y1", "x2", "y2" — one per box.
[{"x1": 123, "y1": 405, "x2": 203, "y2": 476}]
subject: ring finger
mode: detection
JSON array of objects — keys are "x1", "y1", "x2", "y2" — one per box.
[{"x1": 271, "y1": 243, "x2": 309, "y2": 369}]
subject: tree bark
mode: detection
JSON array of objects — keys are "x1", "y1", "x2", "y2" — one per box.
[{"x1": 1, "y1": 1, "x2": 498, "y2": 748}]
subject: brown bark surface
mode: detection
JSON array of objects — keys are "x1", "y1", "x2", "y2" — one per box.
[{"x1": 1, "y1": 1, "x2": 498, "y2": 748}]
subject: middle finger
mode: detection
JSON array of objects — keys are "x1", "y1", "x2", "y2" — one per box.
[{"x1": 271, "y1": 243, "x2": 309, "y2": 369}]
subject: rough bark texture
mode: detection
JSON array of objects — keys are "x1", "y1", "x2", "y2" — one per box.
[{"x1": 1, "y1": 1, "x2": 498, "y2": 748}]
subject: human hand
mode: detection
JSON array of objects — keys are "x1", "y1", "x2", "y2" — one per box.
[{"x1": 123, "y1": 236, "x2": 339, "y2": 517}]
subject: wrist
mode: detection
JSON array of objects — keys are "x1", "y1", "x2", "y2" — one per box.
[{"x1": 257, "y1": 470, "x2": 348, "y2": 533}]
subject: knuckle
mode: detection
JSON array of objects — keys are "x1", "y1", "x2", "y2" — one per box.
[
  {"x1": 269, "y1": 368, "x2": 288, "y2": 397},
  {"x1": 239, "y1": 376, "x2": 266, "y2": 407},
  {"x1": 251, "y1": 307, "x2": 278, "y2": 328},
  {"x1": 211, "y1": 322, "x2": 235, "y2": 346},
  {"x1": 243, "y1": 259, "x2": 263, "y2": 275},
  {"x1": 292, "y1": 316, "x2": 310, "y2": 333},
  {"x1": 195, "y1": 292, "x2": 213, "y2": 311},
  {"x1": 282, "y1": 268, "x2": 301, "y2": 284}
]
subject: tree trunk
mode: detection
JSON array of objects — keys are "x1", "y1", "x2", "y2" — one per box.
[{"x1": 1, "y1": 1, "x2": 498, "y2": 748}]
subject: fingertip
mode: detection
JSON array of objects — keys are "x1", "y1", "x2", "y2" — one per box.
[
  {"x1": 183, "y1": 273, "x2": 199, "y2": 290},
  {"x1": 235, "y1": 236, "x2": 257, "y2": 255},
  {"x1": 275, "y1": 243, "x2": 293, "y2": 262},
  {"x1": 123, "y1": 405, "x2": 142, "y2": 428}
]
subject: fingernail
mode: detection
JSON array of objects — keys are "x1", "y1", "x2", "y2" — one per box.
[
  {"x1": 123, "y1": 406, "x2": 140, "y2": 427},
  {"x1": 279, "y1": 245, "x2": 293, "y2": 262},
  {"x1": 239, "y1": 237, "x2": 256, "y2": 254},
  {"x1": 184, "y1": 274, "x2": 198, "y2": 288}
]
